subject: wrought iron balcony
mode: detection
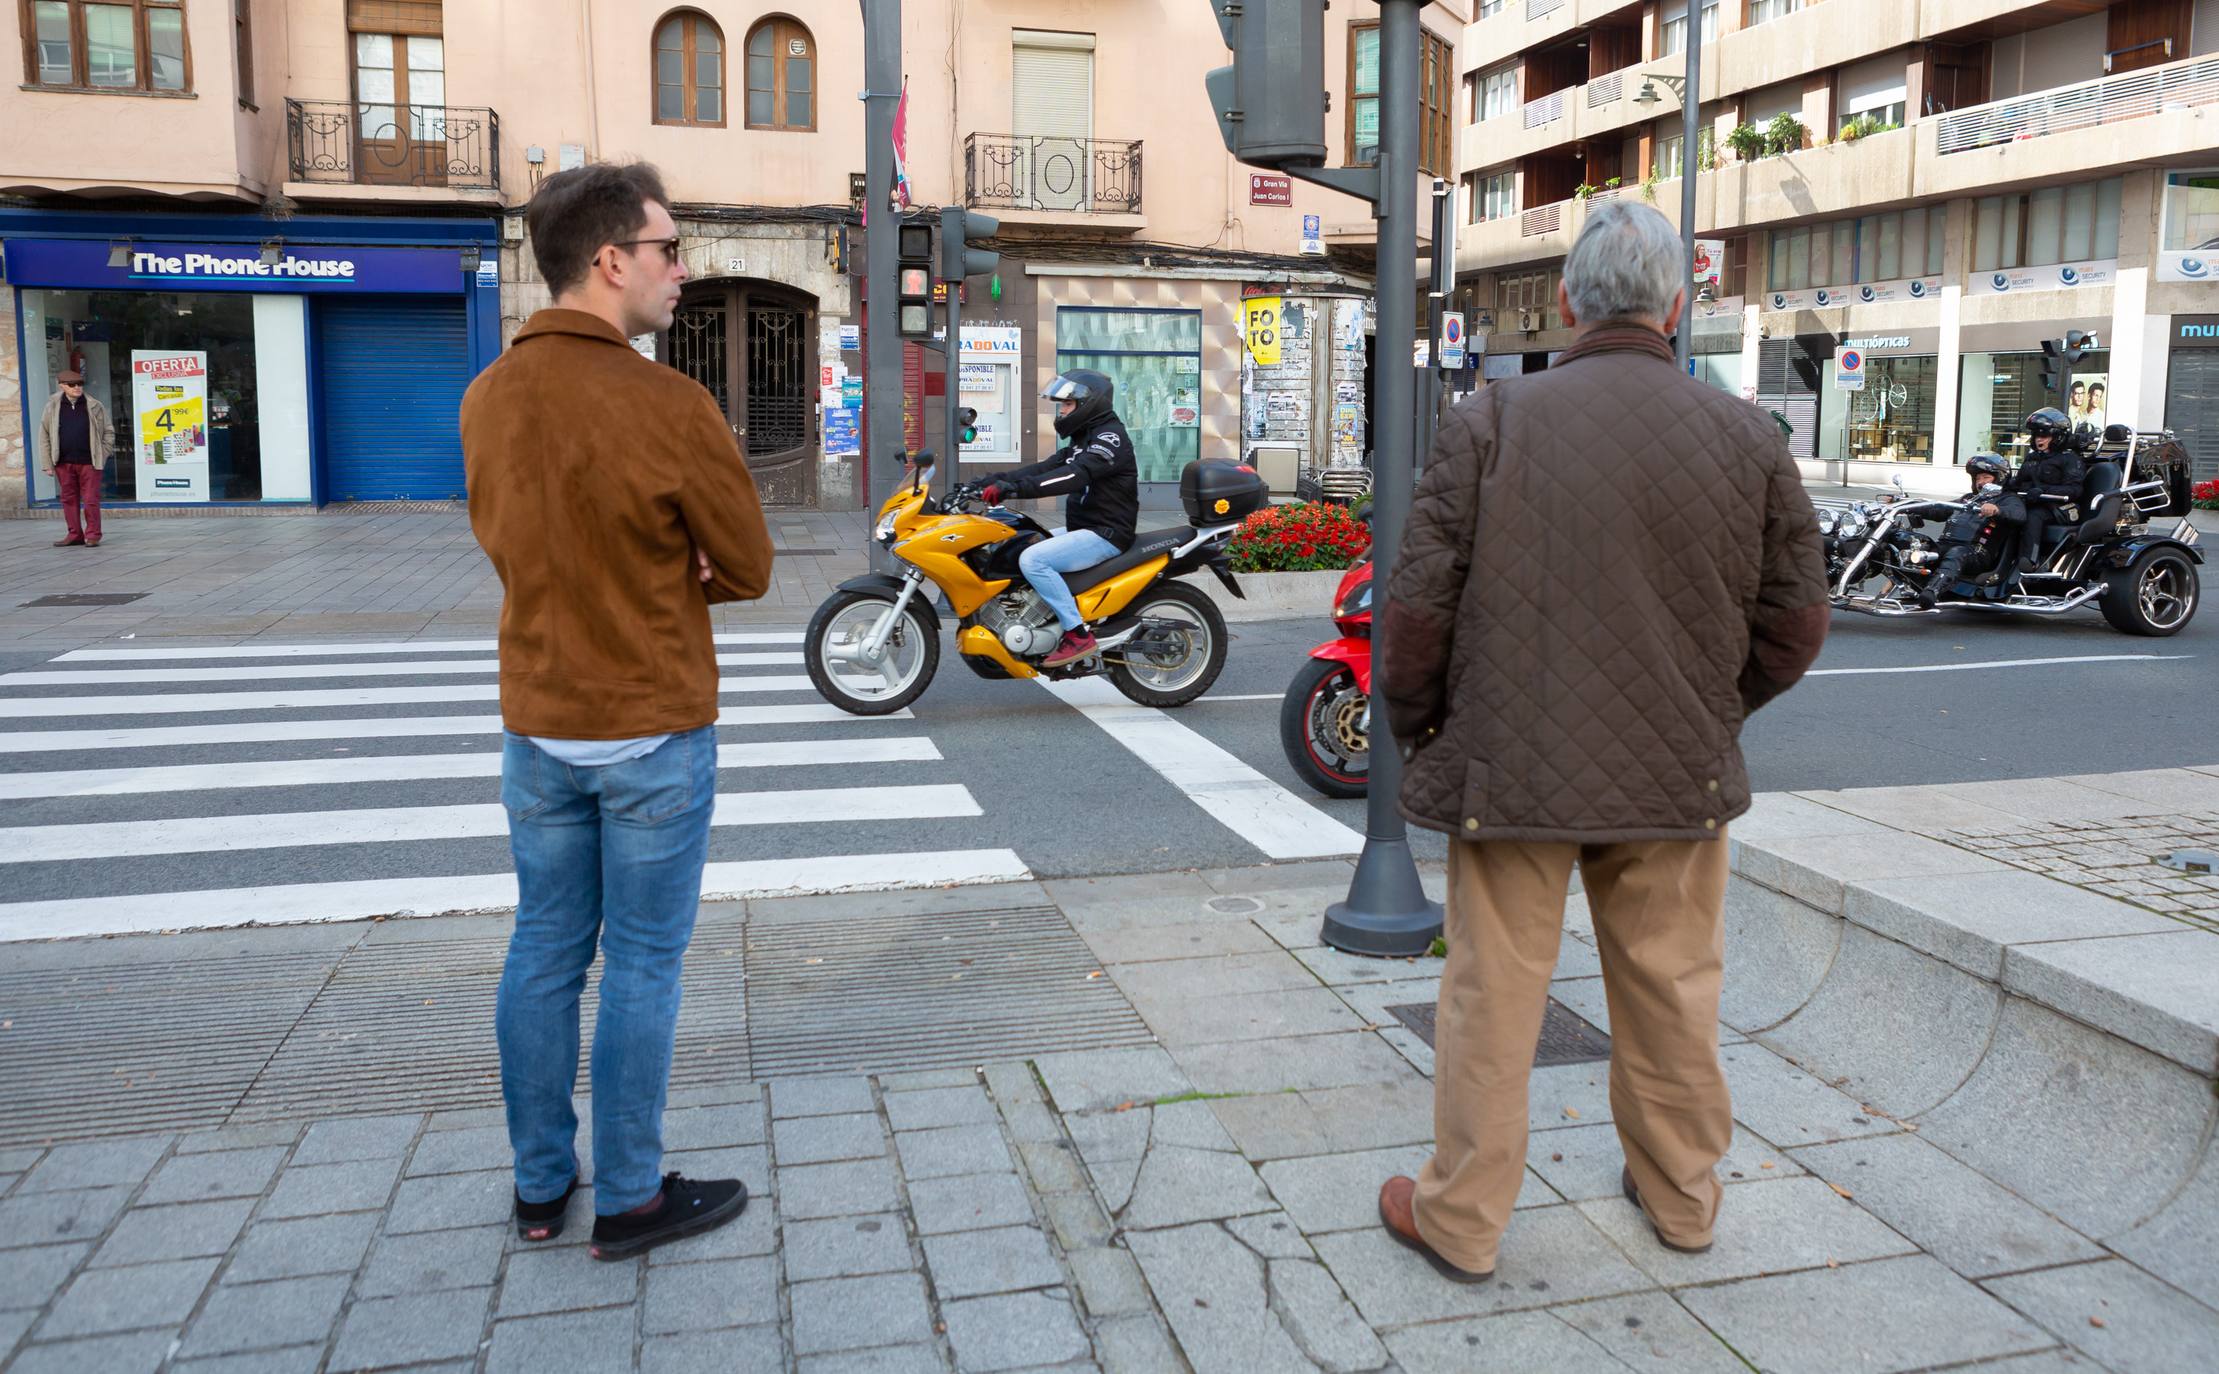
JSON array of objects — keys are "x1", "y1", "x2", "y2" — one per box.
[
  {"x1": 964, "y1": 134, "x2": 1142, "y2": 216},
  {"x1": 285, "y1": 99, "x2": 501, "y2": 192}
]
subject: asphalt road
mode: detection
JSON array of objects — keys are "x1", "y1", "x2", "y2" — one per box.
[{"x1": 0, "y1": 568, "x2": 2208, "y2": 933}]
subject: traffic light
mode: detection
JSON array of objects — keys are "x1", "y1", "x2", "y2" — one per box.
[
  {"x1": 895, "y1": 222, "x2": 935, "y2": 339},
  {"x1": 2040, "y1": 338, "x2": 2065, "y2": 397},
  {"x1": 1204, "y1": 0, "x2": 1328, "y2": 170},
  {"x1": 2063, "y1": 329, "x2": 2096, "y2": 364},
  {"x1": 940, "y1": 206, "x2": 1000, "y2": 281},
  {"x1": 955, "y1": 407, "x2": 979, "y2": 445}
]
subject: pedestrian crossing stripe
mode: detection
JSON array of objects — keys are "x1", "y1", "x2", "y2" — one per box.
[
  {"x1": 2, "y1": 677, "x2": 818, "y2": 717},
  {"x1": 0, "y1": 704, "x2": 912, "y2": 754},
  {"x1": 50, "y1": 632, "x2": 803, "y2": 661},
  {"x1": 0, "y1": 786, "x2": 984, "y2": 863},
  {"x1": 0, "y1": 652, "x2": 802, "y2": 686},
  {"x1": 0, "y1": 738, "x2": 942, "y2": 800},
  {"x1": 0, "y1": 849, "x2": 1034, "y2": 943}
]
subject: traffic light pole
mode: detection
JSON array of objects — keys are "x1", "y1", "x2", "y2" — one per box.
[
  {"x1": 861, "y1": 0, "x2": 903, "y2": 526},
  {"x1": 1321, "y1": 0, "x2": 1443, "y2": 957}
]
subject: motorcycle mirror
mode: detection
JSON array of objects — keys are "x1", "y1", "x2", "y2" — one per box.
[{"x1": 1891, "y1": 473, "x2": 1908, "y2": 491}]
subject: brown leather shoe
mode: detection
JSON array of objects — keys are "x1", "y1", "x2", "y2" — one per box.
[
  {"x1": 53, "y1": 536, "x2": 83, "y2": 547},
  {"x1": 1621, "y1": 1167, "x2": 1713, "y2": 1255},
  {"x1": 1377, "y1": 1176, "x2": 1492, "y2": 1285},
  {"x1": 83, "y1": 536, "x2": 101, "y2": 547}
]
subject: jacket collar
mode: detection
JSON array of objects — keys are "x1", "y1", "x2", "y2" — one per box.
[
  {"x1": 1553, "y1": 324, "x2": 1676, "y2": 369},
  {"x1": 513, "y1": 308, "x2": 634, "y2": 348}
]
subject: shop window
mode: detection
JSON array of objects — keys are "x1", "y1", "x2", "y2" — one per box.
[
  {"x1": 21, "y1": 287, "x2": 312, "y2": 503},
  {"x1": 1960, "y1": 348, "x2": 2111, "y2": 458},
  {"x1": 745, "y1": 16, "x2": 814, "y2": 131},
  {"x1": 1822, "y1": 355, "x2": 1940, "y2": 465},
  {"x1": 24, "y1": 0, "x2": 187, "y2": 92},
  {"x1": 1973, "y1": 177, "x2": 2122, "y2": 271},
  {"x1": 2160, "y1": 169, "x2": 2219, "y2": 251},
  {"x1": 1054, "y1": 308, "x2": 1201, "y2": 486},
  {"x1": 654, "y1": 11, "x2": 725, "y2": 126}
]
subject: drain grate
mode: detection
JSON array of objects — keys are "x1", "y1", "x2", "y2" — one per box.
[
  {"x1": 1386, "y1": 998, "x2": 1613, "y2": 1066},
  {"x1": 21, "y1": 592, "x2": 149, "y2": 607},
  {"x1": 745, "y1": 904, "x2": 1153, "y2": 1079}
]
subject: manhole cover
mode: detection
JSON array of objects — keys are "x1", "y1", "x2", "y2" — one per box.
[
  {"x1": 2161, "y1": 849, "x2": 2219, "y2": 874},
  {"x1": 1386, "y1": 999, "x2": 1612, "y2": 1066},
  {"x1": 21, "y1": 592, "x2": 148, "y2": 607},
  {"x1": 1206, "y1": 896, "x2": 1265, "y2": 916}
]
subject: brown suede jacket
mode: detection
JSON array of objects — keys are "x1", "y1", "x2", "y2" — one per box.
[
  {"x1": 1381, "y1": 325, "x2": 1829, "y2": 842},
  {"x1": 462, "y1": 308, "x2": 772, "y2": 739}
]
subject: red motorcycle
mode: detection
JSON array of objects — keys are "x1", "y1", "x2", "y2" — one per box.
[{"x1": 1279, "y1": 558, "x2": 1372, "y2": 798}]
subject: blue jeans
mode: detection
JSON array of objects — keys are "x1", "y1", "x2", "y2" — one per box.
[
  {"x1": 1018, "y1": 529, "x2": 1120, "y2": 631},
  {"x1": 496, "y1": 725, "x2": 716, "y2": 1214}
]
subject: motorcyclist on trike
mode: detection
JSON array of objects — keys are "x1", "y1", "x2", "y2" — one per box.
[
  {"x1": 1918, "y1": 454, "x2": 2026, "y2": 609},
  {"x1": 2013, "y1": 406, "x2": 2085, "y2": 571}
]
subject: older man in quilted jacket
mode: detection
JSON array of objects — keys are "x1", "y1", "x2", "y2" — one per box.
[{"x1": 1372, "y1": 200, "x2": 1829, "y2": 1283}]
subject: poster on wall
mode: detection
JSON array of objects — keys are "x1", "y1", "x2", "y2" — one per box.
[
  {"x1": 823, "y1": 405, "x2": 862, "y2": 457},
  {"x1": 2068, "y1": 372, "x2": 2110, "y2": 432},
  {"x1": 130, "y1": 351, "x2": 210, "y2": 502}
]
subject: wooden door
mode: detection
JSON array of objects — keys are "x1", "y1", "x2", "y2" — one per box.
[
  {"x1": 669, "y1": 284, "x2": 819, "y2": 508},
  {"x1": 354, "y1": 33, "x2": 447, "y2": 185}
]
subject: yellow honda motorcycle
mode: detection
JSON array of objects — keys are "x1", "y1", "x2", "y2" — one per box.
[{"x1": 803, "y1": 450, "x2": 1266, "y2": 715}]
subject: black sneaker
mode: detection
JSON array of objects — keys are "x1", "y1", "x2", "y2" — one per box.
[{"x1": 589, "y1": 1173, "x2": 748, "y2": 1261}]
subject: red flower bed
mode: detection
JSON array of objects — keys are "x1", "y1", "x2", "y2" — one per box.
[
  {"x1": 1225, "y1": 501, "x2": 1372, "y2": 573},
  {"x1": 2193, "y1": 479, "x2": 2219, "y2": 511}
]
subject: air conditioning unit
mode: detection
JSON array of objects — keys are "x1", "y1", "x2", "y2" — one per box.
[
  {"x1": 1247, "y1": 443, "x2": 1302, "y2": 496},
  {"x1": 1518, "y1": 309, "x2": 1539, "y2": 333}
]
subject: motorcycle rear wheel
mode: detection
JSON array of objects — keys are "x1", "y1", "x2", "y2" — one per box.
[
  {"x1": 805, "y1": 590, "x2": 940, "y2": 715},
  {"x1": 1105, "y1": 581, "x2": 1227, "y2": 708},
  {"x1": 2100, "y1": 547, "x2": 2199, "y2": 636},
  {"x1": 1279, "y1": 657, "x2": 1368, "y2": 799}
]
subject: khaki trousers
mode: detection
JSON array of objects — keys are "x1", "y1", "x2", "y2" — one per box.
[{"x1": 1412, "y1": 832, "x2": 1732, "y2": 1272}]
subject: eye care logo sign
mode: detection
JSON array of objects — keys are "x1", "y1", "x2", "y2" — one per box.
[{"x1": 131, "y1": 351, "x2": 211, "y2": 502}]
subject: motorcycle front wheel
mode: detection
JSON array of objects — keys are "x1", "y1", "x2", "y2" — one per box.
[
  {"x1": 1105, "y1": 581, "x2": 1227, "y2": 708},
  {"x1": 804, "y1": 589, "x2": 940, "y2": 715},
  {"x1": 1279, "y1": 657, "x2": 1368, "y2": 799}
]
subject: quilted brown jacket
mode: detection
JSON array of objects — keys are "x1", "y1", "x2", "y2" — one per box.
[{"x1": 1381, "y1": 325, "x2": 1828, "y2": 842}]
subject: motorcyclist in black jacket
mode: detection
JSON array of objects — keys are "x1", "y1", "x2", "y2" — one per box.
[
  {"x1": 1920, "y1": 454, "x2": 2027, "y2": 608},
  {"x1": 978, "y1": 369, "x2": 1141, "y2": 667},
  {"x1": 2014, "y1": 407, "x2": 2086, "y2": 570}
]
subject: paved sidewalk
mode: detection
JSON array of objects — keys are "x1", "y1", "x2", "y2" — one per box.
[
  {"x1": 0, "y1": 510, "x2": 870, "y2": 650},
  {"x1": 6, "y1": 783, "x2": 2217, "y2": 1372}
]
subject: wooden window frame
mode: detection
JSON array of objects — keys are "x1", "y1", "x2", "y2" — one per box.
[
  {"x1": 653, "y1": 8, "x2": 726, "y2": 129},
  {"x1": 744, "y1": 15, "x2": 815, "y2": 133},
  {"x1": 21, "y1": 0, "x2": 193, "y2": 96},
  {"x1": 1345, "y1": 22, "x2": 1452, "y2": 176},
  {"x1": 232, "y1": 0, "x2": 250, "y2": 107}
]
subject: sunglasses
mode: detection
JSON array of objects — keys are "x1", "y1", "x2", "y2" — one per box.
[{"x1": 612, "y1": 236, "x2": 683, "y2": 266}]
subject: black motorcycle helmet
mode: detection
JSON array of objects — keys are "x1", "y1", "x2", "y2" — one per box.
[
  {"x1": 1044, "y1": 369, "x2": 1115, "y2": 440},
  {"x1": 1965, "y1": 453, "x2": 2009, "y2": 483},
  {"x1": 2023, "y1": 407, "x2": 2071, "y2": 442}
]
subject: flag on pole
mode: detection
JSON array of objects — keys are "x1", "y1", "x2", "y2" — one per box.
[{"x1": 891, "y1": 78, "x2": 914, "y2": 211}]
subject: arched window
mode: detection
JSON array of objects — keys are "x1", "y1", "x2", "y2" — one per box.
[
  {"x1": 745, "y1": 17, "x2": 815, "y2": 131},
  {"x1": 653, "y1": 10, "x2": 724, "y2": 126}
]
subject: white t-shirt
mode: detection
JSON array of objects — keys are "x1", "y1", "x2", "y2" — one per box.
[{"x1": 526, "y1": 734, "x2": 672, "y2": 767}]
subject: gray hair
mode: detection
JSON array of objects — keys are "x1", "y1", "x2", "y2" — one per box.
[{"x1": 1563, "y1": 200, "x2": 1686, "y2": 326}]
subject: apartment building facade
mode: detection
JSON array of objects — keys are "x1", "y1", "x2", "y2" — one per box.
[
  {"x1": 1455, "y1": 0, "x2": 2219, "y2": 488},
  {"x1": 1, "y1": 0, "x2": 1466, "y2": 512}
]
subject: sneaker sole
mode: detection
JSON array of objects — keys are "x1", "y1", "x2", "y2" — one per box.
[{"x1": 589, "y1": 1182, "x2": 749, "y2": 1261}]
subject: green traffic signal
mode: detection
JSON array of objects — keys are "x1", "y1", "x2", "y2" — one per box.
[{"x1": 956, "y1": 407, "x2": 979, "y2": 444}]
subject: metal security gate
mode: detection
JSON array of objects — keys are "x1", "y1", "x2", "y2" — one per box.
[
  {"x1": 2165, "y1": 349, "x2": 2219, "y2": 481},
  {"x1": 1758, "y1": 337, "x2": 1821, "y2": 462},
  {"x1": 317, "y1": 297, "x2": 470, "y2": 501},
  {"x1": 668, "y1": 282, "x2": 817, "y2": 506}
]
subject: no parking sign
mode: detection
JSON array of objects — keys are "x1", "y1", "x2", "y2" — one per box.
[
  {"x1": 1439, "y1": 314, "x2": 1467, "y2": 369},
  {"x1": 1832, "y1": 347, "x2": 1866, "y2": 391}
]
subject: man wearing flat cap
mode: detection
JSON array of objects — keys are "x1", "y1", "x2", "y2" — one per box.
[{"x1": 39, "y1": 370, "x2": 112, "y2": 547}]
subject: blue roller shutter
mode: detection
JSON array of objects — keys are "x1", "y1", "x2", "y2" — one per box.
[{"x1": 317, "y1": 297, "x2": 470, "y2": 501}]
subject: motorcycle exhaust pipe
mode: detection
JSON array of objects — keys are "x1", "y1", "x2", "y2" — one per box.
[{"x1": 1947, "y1": 586, "x2": 2104, "y2": 615}]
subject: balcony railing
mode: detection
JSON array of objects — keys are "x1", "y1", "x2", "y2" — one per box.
[
  {"x1": 1587, "y1": 71, "x2": 1624, "y2": 107},
  {"x1": 1524, "y1": 89, "x2": 1567, "y2": 129},
  {"x1": 964, "y1": 134, "x2": 1143, "y2": 215},
  {"x1": 285, "y1": 99, "x2": 500, "y2": 191},
  {"x1": 1528, "y1": 0, "x2": 1566, "y2": 18},
  {"x1": 1521, "y1": 203, "x2": 1563, "y2": 236},
  {"x1": 1937, "y1": 53, "x2": 2219, "y2": 154}
]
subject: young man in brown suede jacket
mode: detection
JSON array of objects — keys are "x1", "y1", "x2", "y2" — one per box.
[{"x1": 462, "y1": 161, "x2": 772, "y2": 1261}]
